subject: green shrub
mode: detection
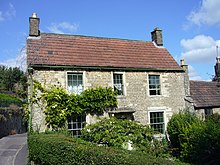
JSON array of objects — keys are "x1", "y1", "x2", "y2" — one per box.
[
  {"x1": 189, "y1": 114, "x2": 220, "y2": 164},
  {"x1": 168, "y1": 111, "x2": 220, "y2": 164},
  {"x1": 81, "y1": 117, "x2": 169, "y2": 157},
  {"x1": 0, "y1": 93, "x2": 22, "y2": 107},
  {"x1": 167, "y1": 110, "x2": 200, "y2": 150},
  {"x1": 28, "y1": 132, "x2": 187, "y2": 165},
  {"x1": 81, "y1": 117, "x2": 153, "y2": 147}
]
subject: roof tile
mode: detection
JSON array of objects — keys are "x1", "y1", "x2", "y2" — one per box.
[
  {"x1": 27, "y1": 33, "x2": 182, "y2": 70},
  {"x1": 190, "y1": 80, "x2": 220, "y2": 108}
]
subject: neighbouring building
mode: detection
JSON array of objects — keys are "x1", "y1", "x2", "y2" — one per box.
[
  {"x1": 187, "y1": 57, "x2": 220, "y2": 119},
  {"x1": 27, "y1": 13, "x2": 188, "y2": 135}
]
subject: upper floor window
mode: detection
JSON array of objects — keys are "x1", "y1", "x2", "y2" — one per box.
[
  {"x1": 149, "y1": 75, "x2": 161, "y2": 95},
  {"x1": 113, "y1": 73, "x2": 124, "y2": 95},
  {"x1": 67, "y1": 73, "x2": 83, "y2": 94},
  {"x1": 150, "y1": 111, "x2": 164, "y2": 134}
]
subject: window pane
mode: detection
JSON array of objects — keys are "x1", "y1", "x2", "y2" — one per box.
[
  {"x1": 149, "y1": 90, "x2": 156, "y2": 95},
  {"x1": 149, "y1": 85, "x2": 156, "y2": 89}
]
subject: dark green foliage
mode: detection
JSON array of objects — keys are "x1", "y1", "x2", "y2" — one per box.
[
  {"x1": 167, "y1": 110, "x2": 200, "y2": 149},
  {"x1": 167, "y1": 111, "x2": 220, "y2": 164},
  {"x1": 28, "y1": 132, "x2": 187, "y2": 165},
  {"x1": 0, "y1": 93, "x2": 22, "y2": 107},
  {"x1": 0, "y1": 65, "x2": 27, "y2": 99},
  {"x1": 188, "y1": 114, "x2": 220, "y2": 164}
]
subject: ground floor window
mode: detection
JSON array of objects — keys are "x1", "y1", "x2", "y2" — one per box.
[
  {"x1": 205, "y1": 108, "x2": 213, "y2": 119},
  {"x1": 67, "y1": 114, "x2": 86, "y2": 137},
  {"x1": 149, "y1": 111, "x2": 164, "y2": 134}
]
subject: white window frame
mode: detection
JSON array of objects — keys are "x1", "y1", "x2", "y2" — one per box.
[
  {"x1": 112, "y1": 72, "x2": 126, "y2": 96},
  {"x1": 148, "y1": 110, "x2": 165, "y2": 134},
  {"x1": 67, "y1": 72, "x2": 84, "y2": 94},
  {"x1": 148, "y1": 75, "x2": 161, "y2": 96}
]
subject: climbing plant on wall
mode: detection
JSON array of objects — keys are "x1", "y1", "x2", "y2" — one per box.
[{"x1": 31, "y1": 81, "x2": 117, "y2": 130}]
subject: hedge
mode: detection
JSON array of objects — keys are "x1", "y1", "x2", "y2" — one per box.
[
  {"x1": 28, "y1": 132, "x2": 187, "y2": 165},
  {"x1": 0, "y1": 93, "x2": 22, "y2": 107}
]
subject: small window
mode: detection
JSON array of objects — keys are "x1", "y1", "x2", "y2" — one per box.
[
  {"x1": 150, "y1": 112, "x2": 164, "y2": 134},
  {"x1": 205, "y1": 108, "x2": 213, "y2": 119},
  {"x1": 67, "y1": 73, "x2": 83, "y2": 94},
  {"x1": 68, "y1": 114, "x2": 86, "y2": 137},
  {"x1": 149, "y1": 75, "x2": 161, "y2": 95},
  {"x1": 113, "y1": 73, "x2": 124, "y2": 95}
]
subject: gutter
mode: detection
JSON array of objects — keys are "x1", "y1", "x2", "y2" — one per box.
[{"x1": 28, "y1": 64, "x2": 185, "y2": 72}]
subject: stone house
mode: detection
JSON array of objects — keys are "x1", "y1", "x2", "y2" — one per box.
[
  {"x1": 187, "y1": 57, "x2": 220, "y2": 119},
  {"x1": 27, "y1": 13, "x2": 188, "y2": 135}
]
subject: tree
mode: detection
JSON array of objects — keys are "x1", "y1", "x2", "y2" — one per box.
[{"x1": 0, "y1": 65, "x2": 27, "y2": 99}]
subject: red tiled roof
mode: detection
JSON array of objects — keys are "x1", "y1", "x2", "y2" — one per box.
[
  {"x1": 27, "y1": 33, "x2": 182, "y2": 70},
  {"x1": 190, "y1": 80, "x2": 220, "y2": 108}
]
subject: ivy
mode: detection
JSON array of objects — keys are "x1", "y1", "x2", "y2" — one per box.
[
  {"x1": 32, "y1": 81, "x2": 117, "y2": 130},
  {"x1": 43, "y1": 86, "x2": 69, "y2": 130},
  {"x1": 80, "y1": 87, "x2": 117, "y2": 114}
]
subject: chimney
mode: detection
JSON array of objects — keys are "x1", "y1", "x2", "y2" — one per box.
[
  {"x1": 214, "y1": 56, "x2": 220, "y2": 81},
  {"x1": 180, "y1": 59, "x2": 190, "y2": 96},
  {"x1": 29, "y1": 13, "x2": 40, "y2": 37},
  {"x1": 151, "y1": 27, "x2": 163, "y2": 46}
]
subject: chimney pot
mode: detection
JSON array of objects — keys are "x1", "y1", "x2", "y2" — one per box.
[
  {"x1": 180, "y1": 59, "x2": 185, "y2": 66},
  {"x1": 216, "y1": 56, "x2": 220, "y2": 63},
  {"x1": 32, "y1": 12, "x2": 37, "y2": 18}
]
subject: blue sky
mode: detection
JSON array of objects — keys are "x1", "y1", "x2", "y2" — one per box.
[{"x1": 1, "y1": 0, "x2": 220, "y2": 80}]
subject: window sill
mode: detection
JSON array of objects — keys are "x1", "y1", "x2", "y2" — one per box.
[
  {"x1": 148, "y1": 95, "x2": 162, "y2": 97},
  {"x1": 153, "y1": 134, "x2": 165, "y2": 139},
  {"x1": 116, "y1": 95, "x2": 126, "y2": 99}
]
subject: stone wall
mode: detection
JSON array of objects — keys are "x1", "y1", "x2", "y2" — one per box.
[
  {"x1": 0, "y1": 107, "x2": 26, "y2": 138},
  {"x1": 29, "y1": 69, "x2": 186, "y2": 132},
  {"x1": 195, "y1": 107, "x2": 220, "y2": 120}
]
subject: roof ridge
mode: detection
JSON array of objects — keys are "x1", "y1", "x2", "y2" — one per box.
[{"x1": 40, "y1": 32, "x2": 152, "y2": 43}]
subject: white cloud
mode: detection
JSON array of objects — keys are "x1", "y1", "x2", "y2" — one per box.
[
  {"x1": 181, "y1": 35, "x2": 219, "y2": 63},
  {"x1": 187, "y1": 0, "x2": 220, "y2": 26},
  {"x1": 188, "y1": 65, "x2": 203, "y2": 80},
  {"x1": 5, "y1": 3, "x2": 16, "y2": 18},
  {"x1": 47, "y1": 22, "x2": 79, "y2": 34},
  {"x1": 0, "y1": 3, "x2": 16, "y2": 22}
]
